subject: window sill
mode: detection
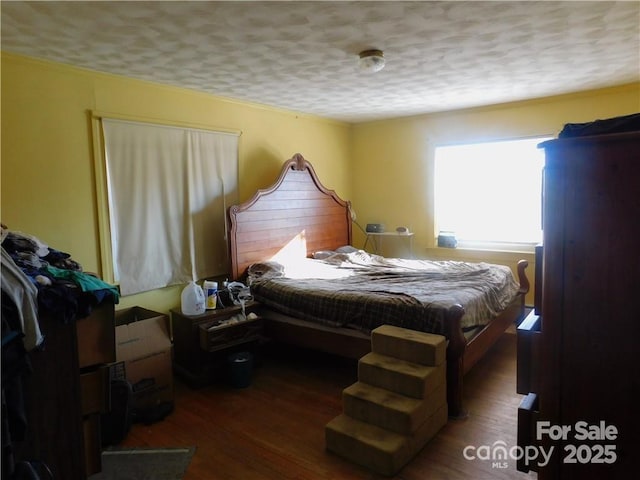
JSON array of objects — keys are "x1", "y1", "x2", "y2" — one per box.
[{"x1": 425, "y1": 246, "x2": 535, "y2": 263}]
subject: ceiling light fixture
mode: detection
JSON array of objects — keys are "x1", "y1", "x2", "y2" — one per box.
[{"x1": 358, "y1": 49, "x2": 385, "y2": 73}]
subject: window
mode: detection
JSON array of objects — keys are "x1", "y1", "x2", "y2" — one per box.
[
  {"x1": 96, "y1": 117, "x2": 239, "y2": 295},
  {"x1": 434, "y1": 136, "x2": 550, "y2": 251}
]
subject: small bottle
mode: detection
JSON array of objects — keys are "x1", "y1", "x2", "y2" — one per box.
[{"x1": 203, "y1": 280, "x2": 218, "y2": 310}]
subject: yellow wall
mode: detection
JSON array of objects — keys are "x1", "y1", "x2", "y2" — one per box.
[
  {"x1": 351, "y1": 83, "x2": 640, "y2": 304},
  {"x1": 1, "y1": 53, "x2": 352, "y2": 313},
  {"x1": 3, "y1": 52, "x2": 639, "y2": 312}
]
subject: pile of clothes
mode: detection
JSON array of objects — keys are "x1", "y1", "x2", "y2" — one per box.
[
  {"x1": 1, "y1": 227, "x2": 119, "y2": 346},
  {"x1": 1, "y1": 225, "x2": 119, "y2": 479}
]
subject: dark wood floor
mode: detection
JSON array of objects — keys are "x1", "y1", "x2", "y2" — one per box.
[{"x1": 122, "y1": 331, "x2": 536, "y2": 479}]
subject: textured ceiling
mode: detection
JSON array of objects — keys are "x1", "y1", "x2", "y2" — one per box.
[{"x1": 2, "y1": 1, "x2": 639, "y2": 122}]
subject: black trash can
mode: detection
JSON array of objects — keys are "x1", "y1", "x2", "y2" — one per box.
[{"x1": 227, "y1": 351, "x2": 253, "y2": 388}]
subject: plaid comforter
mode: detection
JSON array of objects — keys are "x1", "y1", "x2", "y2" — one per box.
[{"x1": 248, "y1": 251, "x2": 520, "y2": 336}]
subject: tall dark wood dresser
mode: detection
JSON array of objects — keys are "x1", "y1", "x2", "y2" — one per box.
[{"x1": 517, "y1": 128, "x2": 639, "y2": 479}]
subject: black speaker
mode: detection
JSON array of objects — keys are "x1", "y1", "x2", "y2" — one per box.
[{"x1": 365, "y1": 223, "x2": 385, "y2": 233}]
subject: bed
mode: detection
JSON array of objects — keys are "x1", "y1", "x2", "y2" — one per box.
[{"x1": 228, "y1": 153, "x2": 529, "y2": 417}]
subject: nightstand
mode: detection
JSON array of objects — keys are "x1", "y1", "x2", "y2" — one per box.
[{"x1": 171, "y1": 302, "x2": 261, "y2": 387}]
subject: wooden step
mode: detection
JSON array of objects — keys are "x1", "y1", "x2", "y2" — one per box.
[
  {"x1": 358, "y1": 352, "x2": 446, "y2": 399},
  {"x1": 325, "y1": 403, "x2": 448, "y2": 476},
  {"x1": 343, "y1": 381, "x2": 446, "y2": 435},
  {"x1": 371, "y1": 325, "x2": 446, "y2": 366}
]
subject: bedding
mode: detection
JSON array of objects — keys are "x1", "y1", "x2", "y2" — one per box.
[
  {"x1": 228, "y1": 153, "x2": 529, "y2": 418},
  {"x1": 247, "y1": 249, "x2": 520, "y2": 337}
]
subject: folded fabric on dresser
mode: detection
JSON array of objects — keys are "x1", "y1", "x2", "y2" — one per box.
[
  {"x1": 1, "y1": 228, "x2": 119, "y2": 328},
  {"x1": 1, "y1": 247, "x2": 42, "y2": 351},
  {"x1": 559, "y1": 112, "x2": 640, "y2": 138}
]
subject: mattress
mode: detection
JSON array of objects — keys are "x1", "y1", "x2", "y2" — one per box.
[{"x1": 247, "y1": 250, "x2": 520, "y2": 336}]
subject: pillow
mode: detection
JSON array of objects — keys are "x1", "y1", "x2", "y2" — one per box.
[
  {"x1": 312, "y1": 245, "x2": 358, "y2": 259},
  {"x1": 246, "y1": 261, "x2": 285, "y2": 283},
  {"x1": 335, "y1": 245, "x2": 359, "y2": 254},
  {"x1": 311, "y1": 250, "x2": 335, "y2": 260}
]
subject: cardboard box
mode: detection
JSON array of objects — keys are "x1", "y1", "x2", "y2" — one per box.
[{"x1": 115, "y1": 307, "x2": 173, "y2": 411}]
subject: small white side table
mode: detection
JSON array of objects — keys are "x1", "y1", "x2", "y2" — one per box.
[{"x1": 364, "y1": 232, "x2": 415, "y2": 257}]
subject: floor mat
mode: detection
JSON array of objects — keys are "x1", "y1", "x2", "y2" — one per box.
[{"x1": 87, "y1": 446, "x2": 195, "y2": 480}]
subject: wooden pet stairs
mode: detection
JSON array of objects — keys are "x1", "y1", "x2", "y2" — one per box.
[{"x1": 325, "y1": 325, "x2": 448, "y2": 476}]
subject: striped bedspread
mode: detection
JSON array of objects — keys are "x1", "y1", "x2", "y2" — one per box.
[{"x1": 248, "y1": 250, "x2": 520, "y2": 336}]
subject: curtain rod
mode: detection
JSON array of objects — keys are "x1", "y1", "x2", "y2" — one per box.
[{"x1": 90, "y1": 110, "x2": 242, "y2": 137}]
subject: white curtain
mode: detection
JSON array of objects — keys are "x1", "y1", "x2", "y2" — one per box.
[{"x1": 102, "y1": 119, "x2": 238, "y2": 295}]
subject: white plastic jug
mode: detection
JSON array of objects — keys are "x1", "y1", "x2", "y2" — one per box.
[{"x1": 181, "y1": 281, "x2": 205, "y2": 316}]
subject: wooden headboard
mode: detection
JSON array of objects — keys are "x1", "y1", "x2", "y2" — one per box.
[{"x1": 228, "y1": 153, "x2": 352, "y2": 280}]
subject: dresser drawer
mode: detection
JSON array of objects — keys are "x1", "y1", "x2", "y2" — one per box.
[
  {"x1": 516, "y1": 310, "x2": 541, "y2": 395},
  {"x1": 80, "y1": 366, "x2": 110, "y2": 415},
  {"x1": 76, "y1": 302, "x2": 116, "y2": 368},
  {"x1": 199, "y1": 316, "x2": 263, "y2": 352},
  {"x1": 517, "y1": 392, "x2": 539, "y2": 473}
]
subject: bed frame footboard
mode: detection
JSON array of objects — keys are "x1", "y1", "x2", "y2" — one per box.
[
  {"x1": 445, "y1": 259, "x2": 529, "y2": 418},
  {"x1": 444, "y1": 304, "x2": 467, "y2": 418}
]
